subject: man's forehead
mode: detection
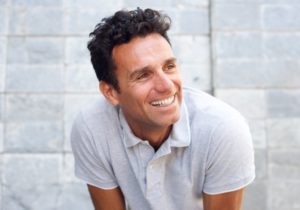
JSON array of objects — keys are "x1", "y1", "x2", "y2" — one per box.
[
  {"x1": 112, "y1": 33, "x2": 171, "y2": 56},
  {"x1": 112, "y1": 33, "x2": 174, "y2": 70}
]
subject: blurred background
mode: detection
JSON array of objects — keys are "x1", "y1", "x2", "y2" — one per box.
[{"x1": 0, "y1": 0, "x2": 300, "y2": 209}]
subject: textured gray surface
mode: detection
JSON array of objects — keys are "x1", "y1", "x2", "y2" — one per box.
[{"x1": 0, "y1": 0, "x2": 300, "y2": 209}]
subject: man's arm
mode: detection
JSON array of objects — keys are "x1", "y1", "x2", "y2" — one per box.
[
  {"x1": 203, "y1": 188, "x2": 244, "y2": 210},
  {"x1": 87, "y1": 184, "x2": 126, "y2": 210}
]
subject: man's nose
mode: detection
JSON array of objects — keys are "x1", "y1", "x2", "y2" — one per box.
[{"x1": 154, "y1": 71, "x2": 173, "y2": 92}]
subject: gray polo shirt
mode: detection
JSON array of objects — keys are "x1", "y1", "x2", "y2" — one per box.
[{"x1": 71, "y1": 87, "x2": 255, "y2": 210}]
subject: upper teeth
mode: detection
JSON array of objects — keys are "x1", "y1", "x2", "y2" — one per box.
[{"x1": 151, "y1": 96, "x2": 174, "y2": 106}]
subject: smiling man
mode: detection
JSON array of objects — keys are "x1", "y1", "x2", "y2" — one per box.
[{"x1": 71, "y1": 8, "x2": 255, "y2": 210}]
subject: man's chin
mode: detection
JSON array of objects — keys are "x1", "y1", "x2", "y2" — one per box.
[{"x1": 159, "y1": 113, "x2": 181, "y2": 127}]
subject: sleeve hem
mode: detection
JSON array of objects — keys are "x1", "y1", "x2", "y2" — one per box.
[
  {"x1": 203, "y1": 174, "x2": 255, "y2": 195},
  {"x1": 75, "y1": 171, "x2": 119, "y2": 190}
]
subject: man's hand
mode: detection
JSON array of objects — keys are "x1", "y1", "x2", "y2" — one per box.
[
  {"x1": 87, "y1": 184, "x2": 126, "y2": 210},
  {"x1": 203, "y1": 188, "x2": 244, "y2": 210}
]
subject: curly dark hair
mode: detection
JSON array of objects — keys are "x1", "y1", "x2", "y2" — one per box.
[{"x1": 87, "y1": 8, "x2": 172, "y2": 92}]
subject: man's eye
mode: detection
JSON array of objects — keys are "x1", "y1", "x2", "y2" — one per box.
[
  {"x1": 166, "y1": 64, "x2": 176, "y2": 70},
  {"x1": 137, "y1": 73, "x2": 149, "y2": 80}
]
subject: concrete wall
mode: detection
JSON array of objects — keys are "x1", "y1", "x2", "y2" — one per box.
[{"x1": 0, "y1": 0, "x2": 300, "y2": 209}]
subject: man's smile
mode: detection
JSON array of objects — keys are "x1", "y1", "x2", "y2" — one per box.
[{"x1": 150, "y1": 94, "x2": 176, "y2": 107}]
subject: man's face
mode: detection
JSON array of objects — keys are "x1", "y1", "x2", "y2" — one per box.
[{"x1": 109, "y1": 33, "x2": 182, "y2": 135}]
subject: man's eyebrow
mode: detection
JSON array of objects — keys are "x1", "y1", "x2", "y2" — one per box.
[
  {"x1": 164, "y1": 57, "x2": 177, "y2": 64},
  {"x1": 128, "y1": 66, "x2": 150, "y2": 81},
  {"x1": 128, "y1": 57, "x2": 177, "y2": 80}
]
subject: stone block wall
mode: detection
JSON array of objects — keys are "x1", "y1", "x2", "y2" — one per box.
[
  {"x1": 0, "y1": 0, "x2": 300, "y2": 209},
  {"x1": 212, "y1": 1, "x2": 300, "y2": 210}
]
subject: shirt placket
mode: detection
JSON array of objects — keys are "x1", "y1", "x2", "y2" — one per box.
[{"x1": 146, "y1": 158, "x2": 164, "y2": 209}]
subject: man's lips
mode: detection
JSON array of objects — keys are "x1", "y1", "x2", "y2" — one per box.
[{"x1": 150, "y1": 94, "x2": 176, "y2": 107}]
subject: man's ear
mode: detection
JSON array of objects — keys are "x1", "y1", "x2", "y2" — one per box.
[{"x1": 99, "y1": 82, "x2": 120, "y2": 106}]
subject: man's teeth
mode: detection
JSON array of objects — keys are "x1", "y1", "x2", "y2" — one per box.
[{"x1": 151, "y1": 96, "x2": 175, "y2": 106}]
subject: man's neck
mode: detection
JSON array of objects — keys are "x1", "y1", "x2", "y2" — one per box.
[{"x1": 131, "y1": 125, "x2": 172, "y2": 151}]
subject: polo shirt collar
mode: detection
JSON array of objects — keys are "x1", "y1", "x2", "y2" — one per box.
[
  {"x1": 118, "y1": 99, "x2": 191, "y2": 148},
  {"x1": 118, "y1": 108, "x2": 143, "y2": 148},
  {"x1": 169, "y1": 100, "x2": 191, "y2": 147}
]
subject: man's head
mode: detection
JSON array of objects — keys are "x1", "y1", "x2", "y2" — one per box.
[
  {"x1": 88, "y1": 8, "x2": 182, "y2": 138},
  {"x1": 88, "y1": 8, "x2": 172, "y2": 92}
]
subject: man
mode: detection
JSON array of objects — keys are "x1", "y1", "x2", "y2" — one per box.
[{"x1": 71, "y1": 8, "x2": 255, "y2": 210}]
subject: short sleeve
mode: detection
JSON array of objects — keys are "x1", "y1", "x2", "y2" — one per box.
[
  {"x1": 203, "y1": 114, "x2": 255, "y2": 195},
  {"x1": 71, "y1": 112, "x2": 118, "y2": 189}
]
